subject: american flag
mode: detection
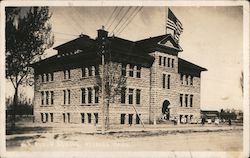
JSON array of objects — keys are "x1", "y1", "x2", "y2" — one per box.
[{"x1": 167, "y1": 8, "x2": 183, "y2": 41}]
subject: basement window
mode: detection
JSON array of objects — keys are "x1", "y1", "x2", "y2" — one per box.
[
  {"x1": 94, "y1": 113, "x2": 98, "y2": 124},
  {"x1": 87, "y1": 113, "x2": 91, "y2": 123},
  {"x1": 120, "y1": 114, "x2": 126, "y2": 124},
  {"x1": 81, "y1": 113, "x2": 85, "y2": 123},
  {"x1": 136, "y1": 114, "x2": 141, "y2": 124}
]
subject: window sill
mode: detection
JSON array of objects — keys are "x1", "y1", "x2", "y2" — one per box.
[
  {"x1": 80, "y1": 104, "x2": 99, "y2": 106},
  {"x1": 40, "y1": 105, "x2": 53, "y2": 107}
]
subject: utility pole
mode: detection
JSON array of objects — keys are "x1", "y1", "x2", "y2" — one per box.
[
  {"x1": 100, "y1": 25, "x2": 106, "y2": 134},
  {"x1": 101, "y1": 53, "x2": 105, "y2": 134}
]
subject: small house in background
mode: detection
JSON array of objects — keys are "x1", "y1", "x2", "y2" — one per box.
[{"x1": 200, "y1": 110, "x2": 219, "y2": 122}]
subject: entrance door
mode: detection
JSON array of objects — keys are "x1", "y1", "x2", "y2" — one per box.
[{"x1": 162, "y1": 100, "x2": 170, "y2": 120}]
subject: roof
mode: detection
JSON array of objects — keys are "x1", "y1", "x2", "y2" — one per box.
[
  {"x1": 32, "y1": 30, "x2": 207, "y2": 75},
  {"x1": 53, "y1": 34, "x2": 95, "y2": 51},
  {"x1": 178, "y1": 58, "x2": 207, "y2": 76}
]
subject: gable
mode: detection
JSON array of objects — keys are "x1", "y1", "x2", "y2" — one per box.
[{"x1": 158, "y1": 35, "x2": 182, "y2": 51}]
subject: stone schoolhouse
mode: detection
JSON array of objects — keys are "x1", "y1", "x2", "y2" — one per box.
[{"x1": 32, "y1": 28, "x2": 207, "y2": 126}]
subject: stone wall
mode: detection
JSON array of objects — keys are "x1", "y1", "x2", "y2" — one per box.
[{"x1": 34, "y1": 53, "x2": 202, "y2": 126}]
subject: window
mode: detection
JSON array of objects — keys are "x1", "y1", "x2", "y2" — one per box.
[
  {"x1": 128, "y1": 114, "x2": 133, "y2": 125},
  {"x1": 186, "y1": 75, "x2": 189, "y2": 85},
  {"x1": 67, "y1": 113, "x2": 70, "y2": 123},
  {"x1": 95, "y1": 66, "x2": 99, "y2": 76},
  {"x1": 136, "y1": 89, "x2": 141, "y2": 104},
  {"x1": 94, "y1": 87, "x2": 99, "y2": 103},
  {"x1": 41, "y1": 92, "x2": 44, "y2": 105},
  {"x1": 129, "y1": 64, "x2": 134, "y2": 77},
  {"x1": 87, "y1": 113, "x2": 91, "y2": 123},
  {"x1": 136, "y1": 114, "x2": 141, "y2": 124},
  {"x1": 167, "y1": 75, "x2": 170, "y2": 89},
  {"x1": 121, "y1": 87, "x2": 126, "y2": 104},
  {"x1": 46, "y1": 74, "x2": 49, "y2": 82},
  {"x1": 180, "y1": 94, "x2": 183, "y2": 107},
  {"x1": 190, "y1": 76, "x2": 193, "y2": 85},
  {"x1": 64, "y1": 70, "x2": 70, "y2": 80},
  {"x1": 41, "y1": 113, "x2": 44, "y2": 122},
  {"x1": 128, "y1": 89, "x2": 133, "y2": 104},
  {"x1": 122, "y1": 64, "x2": 126, "y2": 76},
  {"x1": 163, "y1": 74, "x2": 166, "y2": 88},
  {"x1": 167, "y1": 58, "x2": 170, "y2": 67},
  {"x1": 159, "y1": 56, "x2": 162, "y2": 65},
  {"x1": 183, "y1": 75, "x2": 186, "y2": 85},
  {"x1": 63, "y1": 70, "x2": 67, "y2": 80},
  {"x1": 94, "y1": 113, "x2": 98, "y2": 124},
  {"x1": 88, "y1": 66, "x2": 92, "y2": 76},
  {"x1": 82, "y1": 67, "x2": 86, "y2": 77},
  {"x1": 50, "y1": 113, "x2": 53, "y2": 122},
  {"x1": 163, "y1": 57, "x2": 166, "y2": 66},
  {"x1": 136, "y1": 66, "x2": 141, "y2": 78},
  {"x1": 63, "y1": 113, "x2": 66, "y2": 123},
  {"x1": 88, "y1": 88, "x2": 92, "y2": 103},
  {"x1": 51, "y1": 73, "x2": 54, "y2": 81},
  {"x1": 185, "y1": 94, "x2": 188, "y2": 107},
  {"x1": 81, "y1": 88, "x2": 86, "y2": 104},
  {"x1": 68, "y1": 90, "x2": 71, "y2": 104},
  {"x1": 68, "y1": 70, "x2": 71, "y2": 79},
  {"x1": 51, "y1": 91, "x2": 54, "y2": 105},
  {"x1": 171, "y1": 59, "x2": 174, "y2": 68},
  {"x1": 121, "y1": 114, "x2": 126, "y2": 124},
  {"x1": 46, "y1": 91, "x2": 49, "y2": 105},
  {"x1": 190, "y1": 95, "x2": 193, "y2": 107},
  {"x1": 81, "y1": 113, "x2": 85, "y2": 123},
  {"x1": 45, "y1": 113, "x2": 48, "y2": 122},
  {"x1": 63, "y1": 90, "x2": 66, "y2": 105},
  {"x1": 42, "y1": 74, "x2": 45, "y2": 83},
  {"x1": 180, "y1": 74, "x2": 183, "y2": 84}
]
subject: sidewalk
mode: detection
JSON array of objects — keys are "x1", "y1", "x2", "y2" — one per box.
[{"x1": 6, "y1": 123, "x2": 243, "y2": 139}]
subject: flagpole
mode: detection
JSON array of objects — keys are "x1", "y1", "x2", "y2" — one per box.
[{"x1": 165, "y1": 7, "x2": 168, "y2": 34}]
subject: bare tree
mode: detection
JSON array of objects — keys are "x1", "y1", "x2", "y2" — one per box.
[
  {"x1": 96, "y1": 58, "x2": 127, "y2": 130},
  {"x1": 6, "y1": 7, "x2": 54, "y2": 128}
]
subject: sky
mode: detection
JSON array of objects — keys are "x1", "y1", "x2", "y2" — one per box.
[{"x1": 6, "y1": 6, "x2": 243, "y2": 110}]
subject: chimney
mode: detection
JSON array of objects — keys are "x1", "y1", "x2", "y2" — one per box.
[{"x1": 97, "y1": 25, "x2": 108, "y2": 39}]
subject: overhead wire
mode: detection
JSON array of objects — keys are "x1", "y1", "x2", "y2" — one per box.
[
  {"x1": 104, "y1": 7, "x2": 118, "y2": 28},
  {"x1": 109, "y1": 7, "x2": 132, "y2": 35},
  {"x1": 116, "y1": 7, "x2": 143, "y2": 36},
  {"x1": 106, "y1": 7, "x2": 124, "y2": 31},
  {"x1": 114, "y1": 7, "x2": 139, "y2": 35}
]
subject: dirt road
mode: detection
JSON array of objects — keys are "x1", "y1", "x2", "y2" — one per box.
[{"x1": 7, "y1": 128, "x2": 242, "y2": 152}]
